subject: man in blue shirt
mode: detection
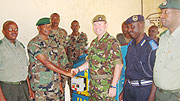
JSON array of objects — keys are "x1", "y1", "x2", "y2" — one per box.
[{"x1": 119, "y1": 15, "x2": 158, "y2": 101}]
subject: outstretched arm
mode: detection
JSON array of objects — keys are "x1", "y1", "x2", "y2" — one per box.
[{"x1": 36, "y1": 54, "x2": 74, "y2": 77}]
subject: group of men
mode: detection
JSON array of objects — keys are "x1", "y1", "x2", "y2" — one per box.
[
  {"x1": 117, "y1": 0, "x2": 180, "y2": 101},
  {"x1": 0, "y1": 0, "x2": 180, "y2": 101},
  {"x1": 0, "y1": 13, "x2": 88, "y2": 101}
]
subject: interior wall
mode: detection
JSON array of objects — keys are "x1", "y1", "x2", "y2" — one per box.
[{"x1": 0, "y1": 0, "x2": 141, "y2": 46}]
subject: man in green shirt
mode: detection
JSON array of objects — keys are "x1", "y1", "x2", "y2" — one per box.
[
  {"x1": 72, "y1": 15, "x2": 123, "y2": 101},
  {"x1": 149, "y1": 0, "x2": 180, "y2": 100},
  {"x1": 0, "y1": 21, "x2": 34, "y2": 101}
]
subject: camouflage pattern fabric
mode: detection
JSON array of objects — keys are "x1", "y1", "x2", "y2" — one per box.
[
  {"x1": 88, "y1": 32, "x2": 123, "y2": 101},
  {"x1": 27, "y1": 34, "x2": 70, "y2": 100},
  {"x1": 67, "y1": 32, "x2": 88, "y2": 63},
  {"x1": 49, "y1": 28, "x2": 68, "y2": 49}
]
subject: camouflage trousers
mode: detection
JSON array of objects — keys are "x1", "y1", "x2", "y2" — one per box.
[
  {"x1": 35, "y1": 90, "x2": 64, "y2": 101},
  {"x1": 89, "y1": 78, "x2": 116, "y2": 101}
]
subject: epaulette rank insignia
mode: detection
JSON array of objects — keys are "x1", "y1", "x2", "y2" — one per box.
[
  {"x1": 0, "y1": 40, "x2": 3, "y2": 44},
  {"x1": 149, "y1": 40, "x2": 158, "y2": 50},
  {"x1": 140, "y1": 39, "x2": 146, "y2": 46}
]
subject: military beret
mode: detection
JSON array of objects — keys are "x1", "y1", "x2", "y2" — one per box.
[
  {"x1": 92, "y1": 15, "x2": 106, "y2": 23},
  {"x1": 36, "y1": 17, "x2": 50, "y2": 26},
  {"x1": 125, "y1": 15, "x2": 144, "y2": 24},
  {"x1": 159, "y1": 0, "x2": 180, "y2": 10}
]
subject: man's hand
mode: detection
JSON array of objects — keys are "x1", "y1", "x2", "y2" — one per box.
[
  {"x1": 59, "y1": 82, "x2": 64, "y2": 94},
  {"x1": 109, "y1": 87, "x2": 116, "y2": 97},
  {"x1": 29, "y1": 89, "x2": 35, "y2": 100},
  {"x1": 65, "y1": 69, "x2": 76, "y2": 77},
  {"x1": 71, "y1": 68, "x2": 79, "y2": 76},
  {"x1": 0, "y1": 94, "x2": 6, "y2": 101},
  {"x1": 119, "y1": 91, "x2": 123, "y2": 101}
]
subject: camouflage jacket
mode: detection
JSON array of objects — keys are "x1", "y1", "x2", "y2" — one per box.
[
  {"x1": 88, "y1": 32, "x2": 123, "y2": 100},
  {"x1": 27, "y1": 34, "x2": 69, "y2": 91},
  {"x1": 49, "y1": 27, "x2": 68, "y2": 48},
  {"x1": 67, "y1": 32, "x2": 88, "y2": 62}
]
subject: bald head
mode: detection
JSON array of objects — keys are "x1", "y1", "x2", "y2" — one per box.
[{"x1": 2, "y1": 20, "x2": 18, "y2": 43}]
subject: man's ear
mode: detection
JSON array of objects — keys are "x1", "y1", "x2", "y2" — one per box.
[
  {"x1": 37, "y1": 26, "x2": 40, "y2": 31},
  {"x1": 2, "y1": 30, "x2": 5, "y2": 35}
]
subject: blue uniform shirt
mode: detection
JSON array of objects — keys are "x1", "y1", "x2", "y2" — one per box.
[{"x1": 125, "y1": 34, "x2": 158, "y2": 80}]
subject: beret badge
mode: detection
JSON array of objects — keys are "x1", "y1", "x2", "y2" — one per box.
[{"x1": 132, "y1": 16, "x2": 138, "y2": 22}]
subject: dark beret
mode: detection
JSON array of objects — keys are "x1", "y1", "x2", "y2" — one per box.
[
  {"x1": 159, "y1": 0, "x2": 180, "y2": 10},
  {"x1": 125, "y1": 15, "x2": 144, "y2": 24},
  {"x1": 92, "y1": 15, "x2": 106, "y2": 23},
  {"x1": 36, "y1": 17, "x2": 50, "y2": 26}
]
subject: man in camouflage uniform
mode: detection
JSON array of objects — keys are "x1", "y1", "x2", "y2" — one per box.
[
  {"x1": 27, "y1": 18, "x2": 73, "y2": 101},
  {"x1": 49, "y1": 13, "x2": 68, "y2": 50},
  {"x1": 72, "y1": 15, "x2": 123, "y2": 101},
  {"x1": 67, "y1": 20, "x2": 88, "y2": 64},
  {"x1": 49, "y1": 13, "x2": 73, "y2": 99}
]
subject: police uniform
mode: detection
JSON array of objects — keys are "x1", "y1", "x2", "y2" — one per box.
[
  {"x1": 28, "y1": 18, "x2": 69, "y2": 101},
  {"x1": 88, "y1": 15, "x2": 123, "y2": 101},
  {"x1": 123, "y1": 15, "x2": 158, "y2": 101}
]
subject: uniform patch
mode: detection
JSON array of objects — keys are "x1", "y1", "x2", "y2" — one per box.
[{"x1": 149, "y1": 40, "x2": 158, "y2": 50}]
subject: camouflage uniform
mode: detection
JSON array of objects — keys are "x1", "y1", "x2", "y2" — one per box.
[
  {"x1": 67, "y1": 32, "x2": 88, "y2": 63},
  {"x1": 88, "y1": 32, "x2": 123, "y2": 101},
  {"x1": 27, "y1": 34, "x2": 69, "y2": 101},
  {"x1": 49, "y1": 28, "x2": 68, "y2": 49}
]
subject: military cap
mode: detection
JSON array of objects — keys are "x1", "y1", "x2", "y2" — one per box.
[
  {"x1": 125, "y1": 15, "x2": 144, "y2": 24},
  {"x1": 92, "y1": 15, "x2": 106, "y2": 23},
  {"x1": 36, "y1": 17, "x2": 50, "y2": 26},
  {"x1": 159, "y1": 0, "x2": 180, "y2": 10}
]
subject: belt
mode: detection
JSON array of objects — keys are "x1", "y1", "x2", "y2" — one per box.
[
  {"x1": 1, "y1": 80, "x2": 26, "y2": 85},
  {"x1": 127, "y1": 79, "x2": 152, "y2": 86},
  {"x1": 91, "y1": 75, "x2": 113, "y2": 79}
]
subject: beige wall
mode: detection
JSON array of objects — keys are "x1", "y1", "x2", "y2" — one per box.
[{"x1": 0, "y1": 0, "x2": 141, "y2": 46}]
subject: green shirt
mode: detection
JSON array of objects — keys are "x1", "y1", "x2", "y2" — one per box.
[
  {"x1": 154, "y1": 25, "x2": 180, "y2": 90},
  {"x1": 0, "y1": 37, "x2": 28, "y2": 82}
]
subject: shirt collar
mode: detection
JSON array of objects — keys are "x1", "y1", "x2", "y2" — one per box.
[
  {"x1": 95, "y1": 32, "x2": 109, "y2": 43},
  {"x1": 131, "y1": 33, "x2": 148, "y2": 47},
  {"x1": 3, "y1": 37, "x2": 19, "y2": 46},
  {"x1": 171, "y1": 25, "x2": 180, "y2": 38}
]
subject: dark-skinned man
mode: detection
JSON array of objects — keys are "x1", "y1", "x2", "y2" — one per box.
[
  {"x1": 149, "y1": 0, "x2": 180, "y2": 100},
  {"x1": 27, "y1": 18, "x2": 74, "y2": 101},
  {"x1": 66, "y1": 20, "x2": 88, "y2": 100},
  {"x1": 0, "y1": 21, "x2": 34, "y2": 101},
  {"x1": 119, "y1": 15, "x2": 158, "y2": 101}
]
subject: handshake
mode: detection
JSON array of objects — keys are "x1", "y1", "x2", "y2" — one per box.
[{"x1": 64, "y1": 68, "x2": 80, "y2": 78}]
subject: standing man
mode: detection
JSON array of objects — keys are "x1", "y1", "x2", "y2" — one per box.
[
  {"x1": 0, "y1": 21, "x2": 34, "y2": 101},
  {"x1": 27, "y1": 18, "x2": 73, "y2": 101},
  {"x1": 150, "y1": 0, "x2": 180, "y2": 100},
  {"x1": 67, "y1": 20, "x2": 88, "y2": 64},
  {"x1": 50, "y1": 13, "x2": 68, "y2": 49},
  {"x1": 120, "y1": 15, "x2": 158, "y2": 101},
  {"x1": 148, "y1": 25, "x2": 159, "y2": 42},
  {"x1": 50, "y1": 13, "x2": 73, "y2": 99},
  {"x1": 72, "y1": 15, "x2": 123, "y2": 101}
]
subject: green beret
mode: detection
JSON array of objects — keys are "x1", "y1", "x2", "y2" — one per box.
[
  {"x1": 159, "y1": 0, "x2": 180, "y2": 10},
  {"x1": 92, "y1": 15, "x2": 106, "y2": 23},
  {"x1": 36, "y1": 17, "x2": 50, "y2": 26}
]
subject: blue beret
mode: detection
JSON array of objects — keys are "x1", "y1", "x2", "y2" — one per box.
[
  {"x1": 125, "y1": 15, "x2": 144, "y2": 24},
  {"x1": 36, "y1": 17, "x2": 50, "y2": 26},
  {"x1": 159, "y1": 0, "x2": 180, "y2": 10}
]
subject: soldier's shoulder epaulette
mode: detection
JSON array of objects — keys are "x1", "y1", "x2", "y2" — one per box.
[
  {"x1": 0, "y1": 40, "x2": 3, "y2": 45},
  {"x1": 149, "y1": 40, "x2": 158, "y2": 51},
  {"x1": 128, "y1": 40, "x2": 133, "y2": 46},
  {"x1": 20, "y1": 42, "x2": 25, "y2": 48}
]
